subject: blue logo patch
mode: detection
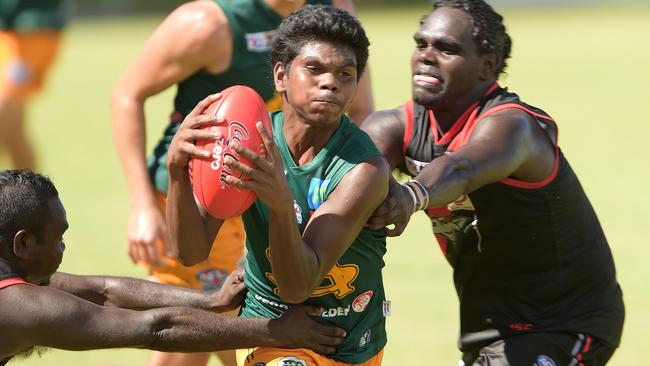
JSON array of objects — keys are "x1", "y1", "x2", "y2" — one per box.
[
  {"x1": 535, "y1": 355, "x2": 556, "y2": 366},
  {"x1": 308, "y1": 178, "x2": 330, "y2": 210}
]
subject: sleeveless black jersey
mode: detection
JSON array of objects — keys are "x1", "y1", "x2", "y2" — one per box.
[
  {"x1": 0, "y1": 257, "x2": 31, "y2": 365},
  {"x1": 401, "y1": 83, "x2": 624, "y2": 351}
]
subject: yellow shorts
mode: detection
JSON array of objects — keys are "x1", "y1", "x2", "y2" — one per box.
[
  {"x1": 146, "y1": 191, "x2": 246, "y2": 290},
  {"x1": 237, "y1": 348, "x2": 383, "y2": 366},
  {"x1": 0, "y1": 30, "x2": 61, "y2": 100}
]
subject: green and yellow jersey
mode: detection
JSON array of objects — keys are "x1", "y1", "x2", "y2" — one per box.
[{"x1": 241, "y1": 111, "x2": 388, "y2": 364}]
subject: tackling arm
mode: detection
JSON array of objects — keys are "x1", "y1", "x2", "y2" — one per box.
[
  {"x1": 0, "y1": 284, "x2": 345, "y2": 359},
  {"x1": 48, "y1": 270, "x2": 244, "y2": 312}
]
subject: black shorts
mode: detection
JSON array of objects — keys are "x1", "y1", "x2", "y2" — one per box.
[{"x1": 461, "y1": 333, "x2": 616, "y2": 366}]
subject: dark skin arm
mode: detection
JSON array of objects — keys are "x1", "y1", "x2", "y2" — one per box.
[
  {"x1": 223, "y1": 123, "x2": 390, "y2": 303},
  {"x1": 0, "y1": 284, "x2": 346, "y2": 360},
  {"x1": 363, "y1": 108, "x2": 555, "y2": 236},
  {"x1": 48, "y1": 269, "x2": 245, "y2": 312}
]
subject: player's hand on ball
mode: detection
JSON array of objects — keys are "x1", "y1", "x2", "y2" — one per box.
[
  {"x1": 366, "y1": 177, "x2": 413, "y2": 236},
  {"x1": 211, "y1": 268, "x2": 247, "y2": 312},
  {"x1": 223, "y1": 121, "x2": 293, "y2": 211},
  {"x1": 167, "y1": 93, "x2": 223, "y2": 170},
  {"x1": 269, "y1": 304, "x2": 346, "y2": 354}
]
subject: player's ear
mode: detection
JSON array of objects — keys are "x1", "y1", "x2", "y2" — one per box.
[
  {"x1": 273, "y1": 62, "x2": 288, "y2": 93},
  {"x1": 479, "y1": 52, "x2": 497, "y2": 81},
  {"x1": 12, "y1": 229, "x2": 37, "y2": 260}
]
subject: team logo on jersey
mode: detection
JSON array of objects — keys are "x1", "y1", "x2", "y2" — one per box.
[
  {"x1": 278, "y1": 357, "x2": 307, "y2": 366},
  {"x1": 293, "y1": 200, "x2": 303, "y2": 224},
  {"x1": 264, "y1": 249, "x2": 359, "y2": 299},
  {"x1": 429, "y1": 194, "x2": 481, "y2": 257},
  {"x1": 245, "y1": 31, "x2": 276, "y2": 52},
  {"x1": 308, "y1": 178, "x2": 330, "y2": 211},
  {"x1": 535, "y1": 355, "x2": 556, "y2": 366},
  {"x1": 359, "y1": 329, "x2": 371, "y2": 348},
  {"x1": 195, "y1": 268, "x2": 228, "y2": 291},
  {"x1": 352, "y1": 291, "x2": 373, "y2": 313}
]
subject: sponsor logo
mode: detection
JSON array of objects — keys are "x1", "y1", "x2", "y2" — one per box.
[
  {"x1": 245, "y1": 31, "x2": 276, "y2": 52},
  {"x1": 359, "y1": 329, "x2": 371, "y2": 348},
  {"x1": 195, "y1": 268, "x2": 228, "y2": 291},
  {"x1": 253, "y1": 293, "x2": 289, "y2": 310},
  {"x1": 352, "y1": 291, "x2": 373, "y2": 313},
  {"x1": 382, "y1": 300, "x2": 391, "y2": 317},
  {"x1": 321, "y1": 305, "x2": 350, "y2": 318},
  {"x1": 307, "y1": 178, "x2": 330, "y2": 211},
  {"x1": 210, "y1": 121, "x2": 250, "y2": 188},
  {"x1": 535, "y1": 355, "x2": 556, "y2": 366},
  {"x1": 278, "y1": 356, "x2": 307, "y2": 366},
  {"x1": 293, "y1": 200, "x2": 303, "y2": 224}
]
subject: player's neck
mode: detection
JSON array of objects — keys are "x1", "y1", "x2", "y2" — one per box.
[
  {"x1": 282, "y1": 109, "x2": 340, "y2": 166},
  {"x1": 433, "y1": 82, "x2": 495, "y2": 133},
  {"x1": 265, "y1": 0, "x2": 306, "y2": 17}
]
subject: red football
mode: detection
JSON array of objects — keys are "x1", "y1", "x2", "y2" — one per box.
[{"x1": 189, "y1": 85, "x2": 272, "y2": 219}]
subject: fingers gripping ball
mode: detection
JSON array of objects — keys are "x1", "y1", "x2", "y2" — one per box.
[{"x1": 189, "y1": 85, "x2": 272, "y2": 218}]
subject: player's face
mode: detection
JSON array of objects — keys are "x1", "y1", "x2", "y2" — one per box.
[
  {"x1": 26, "y1": 197, "x2": 68, "y2": 285},
  {"x1": 275, "y1": 41, "x2": 358, "y2": 126},
  {"x1": 411, "y1": 7, "x2": 487, "y2": 109}
]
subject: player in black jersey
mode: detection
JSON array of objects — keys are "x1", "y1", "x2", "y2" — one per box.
[
  {"x1": 361, "y1": 1, "x2": 624, "y2": 365},
  {"x1": 0, "y1": 170, "x2": 345, "y2": 365}
]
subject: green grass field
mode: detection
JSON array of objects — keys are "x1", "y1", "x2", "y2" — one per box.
[{"x1": 7, "y1": 3, "x2": 650, "y2": 365}]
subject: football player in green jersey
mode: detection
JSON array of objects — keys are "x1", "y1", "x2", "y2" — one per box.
[
  {"x1": 111, "y1": 1, "x2": 373, "y2": 365},
  {"x1": 167, "y1": 5, "x2": 390, "y2": 366}
]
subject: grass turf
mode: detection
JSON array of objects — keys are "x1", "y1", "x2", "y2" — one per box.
[{"x1": 7, "y1": 3, "x2": 649, "y2": 365}]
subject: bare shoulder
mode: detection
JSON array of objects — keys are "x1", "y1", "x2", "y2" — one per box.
[
  {"x1": 472, "y1": 107, "x2": 540, "y2": 140},
  {"x1": 340, "y1": 156, "x2": 390, "y2": 198},
  {"x1": 163, "y1": 0, "x2": 232, "y2": 68},
  {"x1": 361, "y1": 107, "x2": 405, "y2": 136}
]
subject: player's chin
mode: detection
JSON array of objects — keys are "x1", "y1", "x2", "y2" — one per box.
[
  {"x1": 306, "y1": 106, "x2": 345, "y2": 125},
  {"x1": 412, "y1": 87, "x2": 444, "y2": 108}
]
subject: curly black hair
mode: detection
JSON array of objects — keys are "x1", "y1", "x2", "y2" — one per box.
[
  {"x1": 270, "y1": 4, "x2": 369, "y2": 79},
  {"x1": 0, "y1": 170, "x2": 59, "y2": 248},
  {"x1": 433, "y1": 0, "x2": 512, "y2": 77}
]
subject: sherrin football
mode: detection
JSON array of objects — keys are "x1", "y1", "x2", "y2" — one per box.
[{"x1": 189, "y1": 85, "x2": 272, "y2": 219}]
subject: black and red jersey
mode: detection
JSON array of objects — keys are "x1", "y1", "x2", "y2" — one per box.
[
  {"x1": 0, "y1": 257, "x2": 32, "y2": 366},
  {"x1": 401, "y1": 84, "x2": 624, "y2": 351}
]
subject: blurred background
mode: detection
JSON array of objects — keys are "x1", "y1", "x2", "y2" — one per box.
[{"x1": 4, "y1": 0, "x2": 649, "y2": 365}]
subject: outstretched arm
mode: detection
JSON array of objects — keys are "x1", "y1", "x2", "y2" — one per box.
[
  {"x1": 48, "y1": 269, "x2": 245, "y2": 313},
  {"x1": 110, "y1": 1, "x2": 231, "y2": 266},
  {"x1": 367, "y1": 109, "x2": 556, "y2": 236},
  {"x1": 0, "y1": 284, "x2": 345, "y2": 359}
]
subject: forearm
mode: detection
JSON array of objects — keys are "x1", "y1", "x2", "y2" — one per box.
[
  {"x1": 49, "y1": 273, "x2": 217, "y2": 311},
  {"x1": 268, "y1": 206, "x2": 320, "y2": 303},
  {"x1": 166, "y1": 167, "x2": 215, "y2": 265},
  {"x1": 111, "y1": 91, "x2": 157, "y2": 207},
  {"x1": 415, "y1": 154, "x2": 474, "y2": 208},
  {"x1": 147, "y1": 307, "x2": 281, "y2": 352}
]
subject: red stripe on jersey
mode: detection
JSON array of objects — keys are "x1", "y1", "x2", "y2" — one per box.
[
  {"x1": 0, "y1": 277, "x2": 32, "y2": 289},
  {"x1": 447, "y1": 101, "x2": 560, "y2": 190},
  {"x1": 403, "y1": 101, "x2": 414, "y2": 155}
]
